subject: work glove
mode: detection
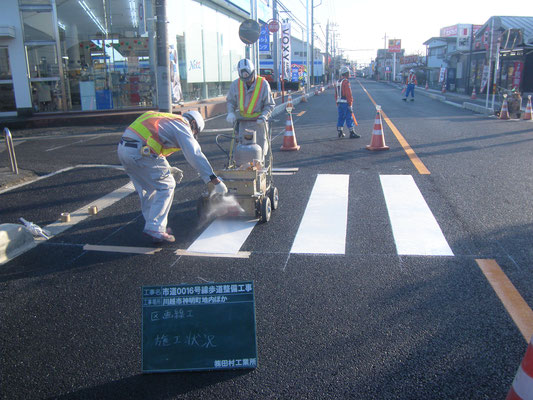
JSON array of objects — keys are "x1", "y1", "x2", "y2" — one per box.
[
  {"x1": 348, "y1": 106, "x2": 353, "y2": 113},
  {"x1": 169, "y1": 167, "x2": 183, "y2": 184},
  {"x1": 256, "y1": 116, "x2": 266, "y2": 125},
  {"x1": 212, "y1": 180, "x2": 228, "y2": 195},
  {"x1": 226, "y1": 113, "x2": 236, "y2": 124}
]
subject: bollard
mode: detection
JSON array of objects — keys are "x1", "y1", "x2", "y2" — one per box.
[{"x1": 4, "y1": 128, "x2": 18, "y2": 175}]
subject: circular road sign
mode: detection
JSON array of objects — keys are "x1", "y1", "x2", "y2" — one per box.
[
  {"x1": 239, "y1": 19, "x2": 261, "y2": 45},
  {"x1": 268, "y1": 19, "x2": 280, "y2": 33}
]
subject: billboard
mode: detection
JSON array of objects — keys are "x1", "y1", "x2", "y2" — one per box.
[{"x1": 388, "y1": 39, "x2": 401, "y2": 53}]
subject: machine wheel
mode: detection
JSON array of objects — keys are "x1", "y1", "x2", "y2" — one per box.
[
  {"x1": 197, "y1": 196, "x2": 210, "y2": 219},
  {"x1": 269, "y1": 186, "x2": 279, "y2": 210},
  {"x1": 260, "y1": 196, "x2": 271, "y2": 223}
]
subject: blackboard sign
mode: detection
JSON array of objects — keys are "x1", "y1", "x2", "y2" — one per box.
[{"x1": 142, "y1": 281, "x2": 257, "y2": 373}]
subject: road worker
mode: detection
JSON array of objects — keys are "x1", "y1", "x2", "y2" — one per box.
[
  {"x1": 403, "y1": 69, "x2": 418, "y2": 101},
  {"x1": 117, "y1": 110, "x2": 228, "y2": 243},
  {"x1": 335, "y1": 66, "x2": 360, "y2": 138},
  {"x1": 226, "y1": 59, "x2": 275, "y2": 162}
]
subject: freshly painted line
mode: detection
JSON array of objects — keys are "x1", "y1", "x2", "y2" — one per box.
[
  {"x1": 296, "y1": 111, "x2": 306, "y2": 117},
  {"x1": 175, "y1": 249, "x2": 251, "y2": 258},
  {"x1": 186, "y1": 218, "x2": 257, "y2": 255},
  {"x1": 476, "y1": 259, "x2": 533, "y2": 342},
  {"x1": 380, "y1": 175, "x2": 453, "y2": 256},
  {"x1": 290, "y1": 174, "x2": 349, "y2": 254},
  {"x1": 83, "y1": 244, "x2": 161, "y2": 254},
  {"x1": 202, "y1": 128, "x2": 234, "y2": 133},
  {"x1": 358, "y1": 81, "x2": 430, "y2": 175},
  {"x1": 272, "y1": 172, "x2": 296, "y2": 176},
  {"x1": 46, "y1": 182, "x2": 136, "y2": 237}
]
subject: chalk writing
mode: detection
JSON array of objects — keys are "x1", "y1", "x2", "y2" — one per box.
[{"x1": 153, "y1": 332, "x2": 217, "y2": 349}]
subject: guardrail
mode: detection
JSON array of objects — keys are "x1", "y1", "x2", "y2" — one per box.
[{"x1": 4, "y1": 127, "x2": 18, "y2": 174}]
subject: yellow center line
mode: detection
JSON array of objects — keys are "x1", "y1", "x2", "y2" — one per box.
[
  {"x1": 296, "y1": 111, "x2": 306, "y2": 117},
  {"x1": 476, "y1": 259, "x2": 533, "y2": 342},
  {"x1": 358, "y1": 81, "x2": 430, "y2": 175}
]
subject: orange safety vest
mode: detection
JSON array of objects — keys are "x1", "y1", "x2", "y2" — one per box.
[
  {"x1": 127, "y1": 111, "x2": 184, "y2": 156},
  {"x1": 238, "y1": 76, "x2": 265, "y2": 118}
]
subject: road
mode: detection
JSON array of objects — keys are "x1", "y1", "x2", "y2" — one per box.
[{"x1": 1, "y1": 79, "x2": 532, "y2": 399}]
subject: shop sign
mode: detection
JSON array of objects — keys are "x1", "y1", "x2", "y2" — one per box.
[
  {"x1": 388, "y1": 39, "x2": 401, "y2": 53},
  {"x1": 281, "y1": 22, "x2": 291, "y2": 80}
]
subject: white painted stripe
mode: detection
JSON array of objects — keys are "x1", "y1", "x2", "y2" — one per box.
[
  {"x1": 187, "y1": 218, "x2": 257, "y2": 255},
  {"x1": 83, "y1": 244, "x2": 161, "y2": 255},
  {"x1": 512, "y1": 366, "x2": 533, "y2": 400},
  {"x1": 175, "y1": 249, "x2": 251, "y2": 258},
  {"x1": 272, "y1": 168, "x2": 299, "y2": 172},
  {"x1": 290, "y1": 174, "x2": 349, "y2": 254},
  {"x1": 380, "y1": 175, "x2": 453, "y2": 256},
  {"x1": 46, "y1": 182, "x2": 135, "y2": 237}
]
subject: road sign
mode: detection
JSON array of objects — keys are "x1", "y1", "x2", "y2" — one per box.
[
  {"x1": 142, "y1": 281, "x2": 257, "y2": 373},
  {"x1": 268, "y1": 19, "x2": 280, "y2": 33},
  {"x1": 239, "y1": 19, "x2": 261, "y2": 45}
]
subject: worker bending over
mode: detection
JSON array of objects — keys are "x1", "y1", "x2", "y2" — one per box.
[
  {"x1": 117, "y1": 110, "x2": 227, "y2": 243},
  {"x1": 226, "y1": 59, "x2": 275, "y2": 162},
  {"x1": 335, "y1": 66, "x2": 360, "y2": 138}
]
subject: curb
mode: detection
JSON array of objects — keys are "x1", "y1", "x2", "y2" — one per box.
[
  {"x1": 463, "y1": 102, "x2": 495, "y2": 115},
  {"x1": 0, "y1": 223, "x2": 36, "y2": 265}
]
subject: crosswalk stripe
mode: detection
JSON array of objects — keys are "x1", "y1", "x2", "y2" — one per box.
[
  {"x1": 380, "y1": 175, "x2": 453, "y2": 256},
  {"x1": 290, "y1": 174, "x2": 349, "y2": 254},
  {"x1": 186, "y1": 218, "x2": 257, "y2": 255}
]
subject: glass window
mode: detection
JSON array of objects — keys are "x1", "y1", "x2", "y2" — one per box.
[
  {"x1": 22, "y1": 10, "x2": 55, "y2": 42},
  {"x1": 30, "y1": 80, "x2": 61, "y2": 112},
  {"x1": 18, "y1": 0, "x2": 51, "y2": 4},
  {"x1": 26, "y1": 44, "x2": 59, "y2": 78},
  {"x1": 0, "y1": 48, "x2": 12, "y2": 80}
]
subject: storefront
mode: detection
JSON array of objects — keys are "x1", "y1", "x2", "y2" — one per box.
[{"x1": 0, "y1": 0, "x2": 265, "y2": 116}]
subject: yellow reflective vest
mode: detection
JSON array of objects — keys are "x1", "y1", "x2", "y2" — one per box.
[
  {"x1": 127, "y1": 111, "x2": 184, "y2": 156},
  {"x1": 238, "y1": 76, "x2": 265, "y2": 119}
]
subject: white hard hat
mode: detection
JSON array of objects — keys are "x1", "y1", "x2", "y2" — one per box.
[
  {"x1": 183, "y1": 110, "x2": 205, "y2": 133},
  {"x1": 410, "y1": 69, "x2": 415, "y2": 73},
  {"x1": 238, "y1": 59, "x2": 255, "y2": 81},
  {"x1": 340, "y1": 66, "x2": 350, "y2": 76}
]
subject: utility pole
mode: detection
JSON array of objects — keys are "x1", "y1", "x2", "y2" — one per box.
[
  {"x1": 155, "y1": 0, "x2": 171, "y2": 112},
  {"x1": 306, "y1": 0, "x2": 310, "y2": 92},
  {"x1": 325, "y1": 20, "x2": 329, "y2": 83},
  {"x1": 310, "y1": 0, "x2": 314, "y2": 85},
  {"x1": 272, "y1": 0, "x2": 279, "y2": 90}
]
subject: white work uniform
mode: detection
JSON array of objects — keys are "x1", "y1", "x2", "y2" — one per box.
[
  {"x1": 117, "y1": 118, "x2": 216, "y2": 234},
  {"x1": 226, "y1": 77, "x2": 275, "y2": 161}
]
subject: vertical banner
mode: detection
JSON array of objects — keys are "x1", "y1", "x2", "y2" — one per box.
[
  {"x1": 281, "y1": 22, "x2": 291, "y2": 80},
  {"x1": 259, "y1": 24, "x2": 270, "y2": 54},
  {"x1": 512, "y1": 61, "x2": 523, "y2": 89},
  {"x1": 480, "y1": 64, "x2": 489, "y2": 93}
]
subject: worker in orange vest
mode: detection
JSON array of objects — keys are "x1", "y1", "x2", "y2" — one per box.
[
  {"x1": 335, "y1": 66, "x2": 360, "y2": 138},
  {"x1": 403, "y1": 69, "x2": 418, "y2": 101},
  {"x1": 118, "y1": 110, "x2": 227, "y2": 243}
]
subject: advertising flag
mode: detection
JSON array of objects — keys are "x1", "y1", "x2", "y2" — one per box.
[{"x1": 281, "y1": 22, "x2": 291, "y2": 80}]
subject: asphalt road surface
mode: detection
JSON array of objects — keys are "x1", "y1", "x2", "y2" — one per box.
[{"x1": 1, "y1": 80, "x2": 533, "y2": 399}]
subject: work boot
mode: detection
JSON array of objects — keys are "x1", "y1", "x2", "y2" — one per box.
[
  {"x1": 144, "y1": 229, "x2": 176, "y2": 243},
  {"x1": 349, "y1": 130, "x2": 360, "y2": 139},
  {"x1": 402, "y1": 98, "x2": 407, "y2": 102},
  {"x1": 410, "y1": 98, "x2": 414, "y2": 102},
  {"x1": 337, "y1": 129, "x2": 345, "y2": 138}
]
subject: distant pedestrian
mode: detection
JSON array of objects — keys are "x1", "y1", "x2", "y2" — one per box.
[
  {"x1": 117, "y1": 110, "x2": 227, "y2": 243},
  {"x1": 403, "y1": 69, "x2": 418, "y2": 101},
  {"x1": 335, "y1": 66, "x2": 360, "y2": 138}
]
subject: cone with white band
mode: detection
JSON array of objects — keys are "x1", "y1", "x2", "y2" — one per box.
[
  {"x1": 286, "y1": 94, "x2": 294, "y2": 113},
  {"x1": 506, "y1": 335, "x2": 533, "y2": 400},
  {"x1": 366, "y1": 106, "x2": 389, "y2": 151},
  {"x1": 471, "y1": 87, "x2": 477, "y2": 99},
  {"x1": 500, "y1": 95, "x2": 510, "y2": 120},
  {"x1": 523, "y1": 95, "x2": 532, "y2": 120},
  {"x1": 301, "y1": 87, "x2": 308, "y2": 103},
  {"x1": 280, "y1": 112, "x2": 300, "y2": 151}
]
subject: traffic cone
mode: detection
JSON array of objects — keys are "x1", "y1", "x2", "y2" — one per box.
[
  {"x1": 500, "y1": 95, "x2": 510, "y2": 120},
  {"x1": 471, "y1": 87, "x2": 477, "y2": 99},
  {"x1": 441, "y1": 83, "x2": 446, "y2": 93},
  {"x1": 366, "y1": 106, "x2": 389, "y2": 151},
  {"x1": 425, "y1": 82, "x2": 429, "y2": 90},
  {"x1": 286, "y1": 94, "x2": 294, "y2": 113},
  {"x1": 506, "y1": 335, "x2": 533, "y2": 400},
  {"x1": 523, "y1": 95, "x2": 532, "y2": 120},
  {"x1": 301, "y1": 87, "x2": 308, "y2": 103},
  {"x1": 280, "y1": 112, "x2": 300, "y2": 151}
]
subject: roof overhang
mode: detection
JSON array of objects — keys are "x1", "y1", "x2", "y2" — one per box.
[{"x1": 0, "y1": 26, "x2": 15, "y2": 39}]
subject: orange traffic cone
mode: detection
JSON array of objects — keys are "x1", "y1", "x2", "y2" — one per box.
[
  {"x1": 425, "y1": 82, "x2": 429, "y2": 90},
  {"x1": 523, "y1": 95, "x2": 532, "y2": 120},
  {"x1": 500, "y1": 95, "x2": 510, "y2": 120},
  {"x1": 280, "y1": 112, "x2": 300, "y2": 151},
  {"x1": 471, "y1": 87, "x2": 477, "y2": 100},
  {"x1": 506, "y1": 335, "x2": 533, "y2": 400},
  {"x1": 301, "y1": 87, "x2": 308, "y2": 103},
  {"x1": 366, "y1": 106, "x2": 389, "y2": 151},
  {"x1": 286, "y1": 94, "x2": 294, "y2": 113},
  {"x1": 441, "y1": 83, "x2": 446, "y2": 93}
]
